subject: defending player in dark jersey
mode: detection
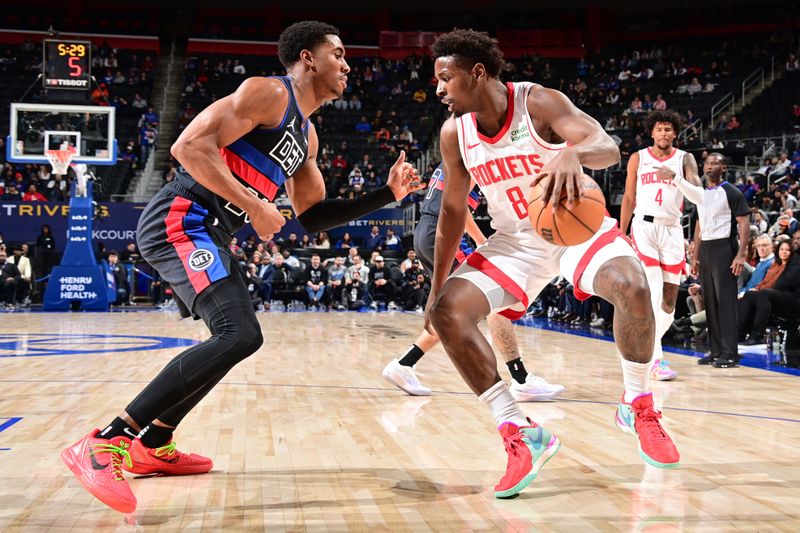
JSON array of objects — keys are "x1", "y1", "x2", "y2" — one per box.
[
  {"x1": 61, "y1": 21, "x2": 422, "y2": 514},
  {"x1": 382, "y1": 164, "x2": 564, "y2": 401}
]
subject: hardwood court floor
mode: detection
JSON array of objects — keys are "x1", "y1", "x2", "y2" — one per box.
[{"x1": 1, "y1": 310, "x2": 799, "y2": 531}]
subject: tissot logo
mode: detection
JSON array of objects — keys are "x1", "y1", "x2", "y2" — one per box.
[
  {"x1": 510, "y1": 127, "x2": 530, "y2": 143},
  {"x1": 188, "y1": 249, "x2": 214, "y2": 272}
]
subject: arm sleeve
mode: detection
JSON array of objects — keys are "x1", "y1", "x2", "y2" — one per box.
[
  {"x1": 296, "y1": 187, "x2": 395, "y2": 233},
  {"x1": 674, "y1": 175, "x2": 705, "y2": 205}
]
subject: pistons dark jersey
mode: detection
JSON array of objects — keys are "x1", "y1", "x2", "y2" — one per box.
[
  {"x1": 420, "y1": 164, "x2": 481, "y2": 217},
  {"x1": 173, "y1": 76, "x2": 309, "y2": 233}
]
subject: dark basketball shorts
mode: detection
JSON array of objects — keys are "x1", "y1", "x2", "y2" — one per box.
[
  {"x1": 413, "y1": 213, "x2": 472, "y2": 276},
  {"x1": 136, "y1": 185, "x2": 240, "y2": 319}
]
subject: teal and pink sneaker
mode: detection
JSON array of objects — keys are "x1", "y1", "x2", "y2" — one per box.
[
  {"x1": 615, "y1": 392, "x2": 680, "y2": 468},
  {"x1": 650, "y1": 358, "x2": 678, "y2": 381},
  {"x1": 494, "y1": 418, "x2": 561, "y2": 499}
]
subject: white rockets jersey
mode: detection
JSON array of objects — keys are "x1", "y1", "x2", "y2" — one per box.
[
  {"x1": 455, "y1": 81, "x2": 566, "y2": 247},
  {"x1": 634, "y1": 147, "x2": 687, "y2": 220}
]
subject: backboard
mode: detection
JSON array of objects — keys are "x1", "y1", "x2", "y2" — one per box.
[{"x1": 7, "y1": 103, "x2": 117, "y2": 165}]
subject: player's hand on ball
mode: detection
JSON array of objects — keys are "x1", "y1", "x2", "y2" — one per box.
[
  {"x1": 248, "y1": 200, "x2": 285, "y2": 241},
  {"x1": 531, "y1": 149, "x2": 583, "y2": 212},
  {"x1": 387, "y1": 150, "x2": 425, "y2": 200}
]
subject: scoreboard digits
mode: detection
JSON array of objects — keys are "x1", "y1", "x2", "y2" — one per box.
[{"x1": 43, "y1": 39, "x2": 92, "y2": 89}]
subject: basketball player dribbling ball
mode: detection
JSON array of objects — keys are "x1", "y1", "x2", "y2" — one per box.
[
  {"x1": 620, "y1": 110, "x2": 702, "y2": 382},
  {"x1": 426, "y1": 29, "x2": 679, "y2": 499},
  {"x1": 60, "y1": 21, "x2": 422, "y2": 513},
  {"x1": 382, "y1": 163, "x2": 565, "y2": 401}
]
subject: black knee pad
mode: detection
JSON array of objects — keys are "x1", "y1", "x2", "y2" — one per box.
[{"x1": 197, "y1": 277, "x2": 264, "y2": 363}]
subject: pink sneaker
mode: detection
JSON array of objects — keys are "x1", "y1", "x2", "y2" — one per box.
[{"x1": 651, "y1": 359, "x2": 677, "y2": 381}]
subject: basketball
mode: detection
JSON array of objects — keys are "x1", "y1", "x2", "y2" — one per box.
[{"x1": 528, "y1": 174, "x2": 606, "y2": 246}]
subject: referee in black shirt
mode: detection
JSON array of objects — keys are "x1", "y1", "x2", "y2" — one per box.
[{"x1": 690, "y1": 153, "x2": 750, "y2": 367}]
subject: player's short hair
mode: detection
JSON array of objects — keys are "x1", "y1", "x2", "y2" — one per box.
[
  {"x1": 707, "y1": 152, "x2": 726, "y2": 165},
  {"x1": 278, "y1": 21, "x2": 340, "y2": 68},
  {"x1": 644, "y1": 110, "x2": 684, "y2": 134},
  {"x1": 431, "y1": 29, "x2": 507, "y2": 78}
]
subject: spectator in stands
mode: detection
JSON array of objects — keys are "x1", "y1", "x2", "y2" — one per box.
[
  {"x1": 349, "y1": 95, "x2": 362, "y2": 111},
  {"x1": 686, "y1": 77, "x2": 703, "y2": 96},
  {"x1": 355, "y1": 116, "x2": 372, "y2": 134},
  {"x1": 285, "y1": 233, "x2": 300, "y2": 250},
  {"x1": 35, "y1": 224, "x2": 56, "y2": 276},
  {"x1": 400, "y1": 249, "x2": 417, "y2": 272},
  {"x1": 368, "y1": 255, "x2": 397, "y2": 309},
  {"x1": 727, "y1": 115, "x2": 740, "y2": 131},
  {"x1": 120, "y1": 145, "x2": 138, "y2": 167},
  {"x1": 257, "y1": 254, "x2": 274, "y2": 303},
  {"x1": 131, "y1": 93, "x2": 148, "y2": 109},
  {"x1": 107, "y1": 251, "x2": 129, "y2": 306},
  {"x1": 348, "y1": 166, "x2": 364, "y2": 188},
  {"x1": 46, "y1": 174, "x2": 68, "y2": 201},
  {"x1": 382, "y1": 228, "x2": 401, "y2": 250},
  {"x1": 0, "y1": 249, "x2": 20, "y2": 307},
  {"x1": 267, "y1": 253, "x2": 292, "y2": 296},
  {"x1": 91, "y1": 83, "x2": 110, "y2": 105},
  {"x1": 327, "y1": 256, "x2": 347, "y2": 309},
  {"x1": 737, "y1": 239, "x2": 794, "y2": 345},
  {"x1": 363, "y1": 225, "x2": 384, "y2": 251},
  {"x1": 783, "y1": 209, "x2": 799, "y2": 233},
  {"x1": 8, "y1": 245, "x2": 31, "y2": 306},
  {"x1": 738, "y1": 235, "x2": 775, "y2": 297},
  {"x1": 345, "y1": 246, "x2": 359, "y2": 266},
  {"x1": 343, "y1": 270, "x2": 367, "y2": 310},
  {"x1": 22, "y1": 184, "x2": 46, "y2": 202},
  {"x1": 786, "y1": 54, "x2": 799, "y2": 72},
  {"x1": 402, "y1": 270, "x2": 430, "y2": 313},
  {"x1": 305, "y1": 254, "x2": 328, "y2": 309},
  {"x1": 769, "y1": 152, "x2": 791, "y2": 180},
  {"x1": 232, "y1": 59, "x2": 246, "y2": 76},
  {"x1": 142, "y1": 106, "x2": 160, "y2": 128},
  {"x1": 2, "y1": 184, "x2": 21, "y2": 200},
  {"x1": 347, "y1": 254, "x2": 370, "y2": 282},
  {"x1": 140, "y1": 125, "x2": 157, "y2": 165},
  {"x1": 314, "y1": 232, "x2": 331, "y2": 249},
  {"x1": 281, "y1": 248, "x2": 301, "y2": 269},
  {"x1": 653, "y1": 94, "x2": 667, "y2": 110},
  {"x1": 753, "y1": 211, "x2": 768, "y2": 234},
  {"x1": 335, "y1": 232, "x2": 353, "y2": 249},
  {"x1": 120, "y1": 242, "x2": 141, "y2": 262},
  {"x1": 299, "y1": 234, "x2": 312, "y2": 249},
  {"x1": 332, "y1": 153, "x2": 348, "y2": 171}
]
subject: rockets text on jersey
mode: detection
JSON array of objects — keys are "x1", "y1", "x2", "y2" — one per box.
[
  {"x1": 455, "y1": 81, "x2": 565, "y2": 246},
  {"x1": 634, "y1": 147, "x2": 686, "y2": 220}
]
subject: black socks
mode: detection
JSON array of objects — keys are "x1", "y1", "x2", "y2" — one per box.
[
  {"x1": 398, "y1": 344, "x2": 425, "y2": 367},
  {"x1": 139, "y1": 424, "x2": 174, "y2": 448},
  {"x1": 98, "y1": 417, "x2": 139, "y2": 441},
  {"x1": 506, "y1": 358, "x2": 528, "y2": 384}
]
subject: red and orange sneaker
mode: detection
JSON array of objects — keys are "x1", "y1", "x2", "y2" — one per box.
[
  {"x1": 60, "y1": 429, "x2": 137, "y2": 513},
  {"x1": 124, "y1": 438, "x2": 213, "y2": 476},
  {"x1": 615, "y1": 392, "x2": 680, "y2": 468},
  {"x1": 494, "y1": 419, "x2": 560, "y2": 499}
]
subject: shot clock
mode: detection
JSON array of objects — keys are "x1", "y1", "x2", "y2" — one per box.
[{"x1": 43, "y1": 39, "x2": 91, "y2": 90}]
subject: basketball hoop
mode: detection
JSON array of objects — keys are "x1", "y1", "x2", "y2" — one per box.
[{"x1": 45, "y1": 145, "x2": 78, "y2": 176}]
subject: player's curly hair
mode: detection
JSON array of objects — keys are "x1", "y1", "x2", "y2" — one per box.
[
  {"x1": 431, "y1": 28, "x2": 507, "y2": 77},
  {"x1": 644, "y1": 109, "x2": 684, "y2": 134},
  {"x1": 278, "y1": 21, "x2": 340, "y2": 69}
]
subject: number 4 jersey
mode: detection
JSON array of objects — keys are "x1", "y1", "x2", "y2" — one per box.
[
  {"x1": 455, "y1": 81, "x2": 566, "y2": 247},
  {"x1": 634, "y1": 147, "x2": 687, "y2": 221}
]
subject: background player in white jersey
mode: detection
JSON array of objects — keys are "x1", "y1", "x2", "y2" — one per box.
[
  {"x1": 426, "y1": 29, "x2": 679, "y2": 499},
  {"x1": 620, "y1": 110, "x2": 702, "y2": 381},
  {"x1": 382, "y1": 164, "x2": 564, "y2": 401}
]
